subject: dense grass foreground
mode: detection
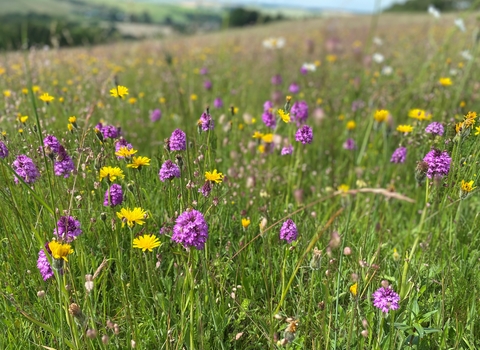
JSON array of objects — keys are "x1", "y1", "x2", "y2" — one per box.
[{"x1": 0, "y1": 13, "x2": 479, "y2": 349}]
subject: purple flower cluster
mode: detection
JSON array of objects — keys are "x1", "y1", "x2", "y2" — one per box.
[
  {"x1": 37, "y1": 243, "x2": 54, "y2": 281},
  {"x1": 203, "y1": 80, "x2": 212, "y2": 90},
  {"x1": 213, "y1": 97, "x2": 223, "y2": 108},
  {"x1": 290, "y1": 101, "x2": 309, "y2": 125},
  {"x1": 198, "y1": 112, "x2": 214, "y2": 131},
  {"x1": 390, "y1": 147, "x2": 407, "y2": 164},
  {"x1": 271, "y1": 74, "x2": 282, "y2": 85},
  {"x1": 281, "y1": 145, "x2": 294, "y2": 155},
  {"x1": 54, "y1": 215, "x2": 82, "y2": 242},
  {"x1": 343, "y1": 138, "x2": 356, "y2": 150},
  {"x1": 54, "y1": 146, "x2": 75, "y2": 178},
  {"x1": 150, "y1": 109, "x2": 162, "y2": 122},
  {"x1": 12, "y1": 155, "x2": 40, "y2": 184},
  {"x1": 159, "y1": 160, "x2": 181, "y2": 182},
  {"x1": 0, "y1": 140, "x2": 8, "y2": 158},
  {"x1": 199, "y1": 181, "x2": 212, "y2": 197},
  {"x1": 425, "y1": 122, "x2": 444, "y2": 136},
  {"x1": 262, "y1": 110, "x2": 276, "y2": 129},
  {"x1": 289, "y1": 83, "x2": 300, "y2": 94},
  {"x1": 96, "y1": 123, "x2": 119, "y2": 139},
  {"x1": 43, "y1": 135, "x2": 61, "y2": 153},
  {"x1": 169, "y1": 129, "x2": 186, "y2": 151},
  {"x1": 372, "y1": 286, "x2": 400, "y2": 313},
  {"x1": 280, "y1": 219, "x2": 298, "y2": 243},
  {"x1": 423, "y1": 149, "x2": 451, "y2": 178},
  {"x1": 104, "y1": 183, "x2": 124, "y2": 207},
  {"x1": 295, "y1": 125, "x2": 313, "y2": 144},
  {"x1": 172, "y1": 209, "x2": 209, "y2": 250}
]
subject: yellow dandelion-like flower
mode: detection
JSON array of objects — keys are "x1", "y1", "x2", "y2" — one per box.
[
  {"x1": 439, "y1": 77, "x2": 452, "y2": 86},
  {"x1": 133, "y1": 234, "x2": 161, "y2": 252},
  {"x1": 99, "y1": 166, "x2": 125, "y2": 182},
  {"x1": 474, "y1": 126, "x2": 480, "y2": 136},
  {"x1": 68, "y1": 116, "x2": 77, "y2": 124},
  {"x1": 455, "y1": 122, "x2": 464, "y2": 134},
  {"x1": 338, "y1": 184, "x2": 350, "y2": 193},
  {"x1": 39, "y1": 93, "x2": 55, "y2": 103},
  {"x1": 346, "y1": 120, "x2": 356, "y2": 130},
  {"x1": 460, "y1": 101, "x2": 466, "y2": 108},
  {"x1": 18, "y1": 128, "x2": 24, "y2": 134},
  {"x1": 262, "y1": 133, "x2": 274, "y2": 143},
  {"x1": 19, "y1": 116, "x2": 28, "y2": 124},
  {"x1": 190, "y1": 94, "x2": 198, "y2": 101},
  {"x1": 396, "y1": 125, "x2": 413, "y2": 133},
  {"x1": 463, "y1": 111, "x2": 477, "y2": 128},
  {"x1": 159, "y1": 97, "x2": 166, "y2": 104},
  {"x1": 0, "y1": 67, "x2": 5, "y2": 75},
  {"x1": 32, "y1": 85, "x2": 41, "y2": 93},
  {"x1": 205, "y1": 169, "x2": 224, "y2": 184},
  {"x1": 349, "y1": 283, "x2": 358, "y2": 297},
  {"x1": 116, "y1": 207, "x2": 147, "y2": 228},
  {"x1": 241, "y1": 218, "x2": 251, "y2": 228},
  {"x1": 374, "y1": 109, "x2": 389, "y2": 122},
  {"x1": 48, "y1": 241, "x2": 74, "y2": 262},
  {"x1": 110, "y1": 85, "x2": 129, "y2": 98},
  {"x1": 3, "y1": 90, "x2": 11, "y2": 97},
  {"x1": 278, "y1": 109, "x2": 290, "y2": 123},
  {"x1": 21, "y1": 88, "x2": 28, "y2": 95},
  {"x1": 128, "y1": 97, "x2": 137, "y2": 105},
  {"x1": 67, "y1": 123, "x2": 74, "y2": 132},
  {"x1": 252, "y1": 131, "x2": 264, "y2": 139},
  {"x1": 316, "y1": 98, "x2": 323, "y2": 105},
  {"x1": 258, "y1": 144, "x2": 266, "y2": 154},
  {"x1": 460, "y1": 180, "x2": 476, "y2": 193},
  {"x1": 127, "y1": 156, "x2": 151, "y2": 169},
  {"x1": 115, "y1": 146, "x2": 138, "y2": 158},
  {"x1": 326, "y1": 54, "x2": 337, "y2": 63},
  {"x1": 408, "y1": 109, "x2": 431, "y2": 121}
]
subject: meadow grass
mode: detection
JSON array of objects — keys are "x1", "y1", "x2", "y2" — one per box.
[{"x1": 0, "y1": 12, "x2": 479, "y2": 349}]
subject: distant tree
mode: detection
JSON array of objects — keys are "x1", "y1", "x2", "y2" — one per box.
[
  {"x1": 141, "y1": 11, "x2": 152, "y2": 24},
  {"x1": 228, "y1": 8, "x2": 260, "y2": 27}
]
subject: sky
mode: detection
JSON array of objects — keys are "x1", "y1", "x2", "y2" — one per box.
[{"x1": 200, "y1": 0, "x2": 405, "y2": 12}]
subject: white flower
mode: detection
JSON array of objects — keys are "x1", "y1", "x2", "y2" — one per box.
[
  {"x1": 460, "y1": 50, "x2": 473, "y2": 61},
  {"x1": 454, "y1": 18, "x2": 466, "y2": 32},
  {"x1": 262, "y1": 37, "x2": 285, "y2": 49},
  {"x1": 449, "y1": 68, "x2": 458, "y2": 76},
  {"x1": 428, "y1": 5, "x2": 441, "y2": 18},
  {"x1": 373, "y1": 37, "x2": 383, "y2": 46},
  {"x1": 381, "y1": 66, "x2": 393, "y2": 75},
  {"x1": 372, "y1": 53, "x2": 384, "y2": 64},
  {"x1": 301, "y1": 63, "x2": 316, "y2": 72}
]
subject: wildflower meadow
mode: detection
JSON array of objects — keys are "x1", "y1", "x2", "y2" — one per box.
[{"x1": 1, "y1": 10, "x2": 480, "y2": 350}]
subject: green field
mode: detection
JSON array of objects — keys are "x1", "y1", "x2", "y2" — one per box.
[{"x1": 0, "y1": 10, "x2": 479, "y2": 349}]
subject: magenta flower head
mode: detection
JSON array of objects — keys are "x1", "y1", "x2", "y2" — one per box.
[
  {"x1": 213, "y1": 97, "x2": 223, "y2": 108},
  {"x1": 390, "y1": 147, "x2": 407, "y2": 163},
  {"x1": 169, "y1": 129, "x2": 186, "y2": 151},
  {"x1": 425, "y1": 122, "x2": 444, "y2": 136},
  {"x1": 372, "y1": 286, "x2": 400, "y2": 313},
  {"x1": 280, "y1": 219, "x2": 298, "y2": 243},
  {"x1": 271, "y1": 74, "x2": 283, "y2": 85},
  {"x1": 203, "y1": 80, "x2": 212, "y2": 90},
  {"x1": 172, "y1": 209, "x2": 209, "y2": 250},
  {"x1": 289, "y1": 83, "x2": 300, "y2": 94},
  {"x1": 54, "y1": 146, "x2": 75, "y2": 178},
  {"x1": 54, "y1": 215, "x2": 82, "y2": 242},
  {"x1": 300, "y1": 66, "x2": 308, "y2": 75},
  {"x1": 262, "y1": 109, "x2": 276, "y2": 129},
  {"x1": 423, "y1": 149, "x2": 451, "y2": 178},
  {"x1": 281, "y1": 145, "x2": 294, "y2": 155},
  {"x1": 200, "y1": 67, "x2": 208, "y2": 75},
  {"x1": 343, "y1": 138, "x2": 356, "y2": 150},
  {"x1": 43, "y1": 135, "x2": 61, "y2": 154},
  {"x1": 37, "y1": 243, "x2": 54, "y2": 281},
  {"x1": 295, "y1": 125, "x2": 313, "y2": 144},
  {"x1": 13, "y1": 154, "x2": 40, "y2": 184},
  {"x1": 150, "y1": 109, "x2": 162, "y2": 122},
  {"x1": 96, "y1": 123, "x2": 119, "y2": 139},
  {"x1": 159, "y1": 160, "x2": 181, "y2": 182},
  {"x1": 0, "y1": 140, "x2": 9, "y2": 158},
  {"x1": 198, "y1": 111, "x2": 214, "y2": 132},
  {"x1": 104, "y1": 183, "x2": 123, "y2": 207},
  {"x1": 290, "y1": 100, "x2": 309, "y2": 125},
  {"x1": 263, "y1": 100, "x2": 273, "y2": 112}
]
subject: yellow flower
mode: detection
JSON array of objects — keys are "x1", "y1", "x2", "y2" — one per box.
[
  {"x1": 349, "y1": 283, "x2": 358, "y2": 297},
  {"x1": 32, "y1": 85, "x2": 41, "y2": 94},
  {"x1": 2, "y1": 131, "x2": 6, "y2": 137},
  {"x1": 159, "y1": 97, "x2": 166, "y2": 104},
  {"x1": 133, "y1": 234, "x2": 161, "y2": 252},
  {"x1": 205, "y1": 169, "x2": 224, "y2": 184},
  {"x1": 99, "y1": 166, "x2": 125, "y2": 182},
  {"x1": 19, "y1": 116, "x2": 28, "y2": 124},
  {"x1": 110, "y1": 85, "x2": 129, "y2": 98},
  {"x1": 455, "y1": 122, "x2": 464, "y2": 134},
  {"x1": 374, "y1": 109, "x2": 389, "y2": 122},
  {"x1": 59, "y1": 97, "x2": 64, "y2": 103},
  {"x1": 286, "y1": 95, "x2": 292, "y2": 103},
  {"x1": 460, "y1": 101, "x2": 466, "y2": 108},
  {"x1": 116, "y1": 207, "x2": 147, "y2": 228},
  {"x1": 128, "y1": 97, "x2": 137, "y2": 104},
  {"x1": 408, "y1": 109, "x2": 431, "y2": 121},
  {"x1": 18, "y1": 128, "x2": 23, "y2": 134},
  {"x1": 258, "y1": 144, "x2": 266, "y2": 154},
  {"x1": 21, "y1": 88, "x2": 28, "y2": 95},
  {"x1": 127, "y1": 156, "x2": 151, "y2": 169},
  {"x1": 39, "y1": 93, "x2": 55, "y2": 103},
  {"x1": 396, "y1": 125, "x2": 413, "y2": 133},
  {"x1": 3, "y1": 90, "x2": 11, "y2": 97},
  {"x1": 0, "y1": 67, "x2": 5, "y2": 75},
  {"x1": 474, "y1": 126, "x2": 480, "y2": 136},
  {"x1": 48, "y1": 241, "x2": 74, "y2": 262},
  {"x1": 326, "y1": 54, "x2": 337, "y2": 63},
  {"x1": 67, "y1": 123, "x2": 74, "y2": 132},
  {"x1": 190, "y1": 94, "x2": 198, "y2": 101},
  {"x1": 461, "y1": 180, "x2": 476, "y2": 193},
  {"x1": 241, "y1": 218, "x2": 251, "y2": 228},
  {"x1": 115, "y1": 146, "x2": 138, "y2": 158},
  {"x1": 338, "y1": 184, "x2": 350, "y2": 193},
  {"x1": 278, "y1": 109, "x2": 290, "y2": 123},
  {"x1": 346, "y1": 120, "x2": 356, "y2": 130},
  {"x1": 316, "y1": 98, "x2": 323, "y2": 105},
  {"x1": 439, "y1": 77, "x2": 452, "y2": 86},
  {"x1": 262, "y1": 133, "x2": 274, "y2": 143},
  {"x1": 463, "y1": 111, "x2": 477, "y2": 128},
  {"x1": 338, "y1": 114, "x2": 345, "y2": 121},
  {"x1": 393, "y1": 248, "x2": 400, "y2": 261},
  {"x1": 139, "y1": 92, "x2": 145, "y2": 98},
  {"x1": 68, "y1": 116, "x2": 77, "y2": 124},
  {"x1": 252, "y1": 131, "x2": 264, "y2": 139}
]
